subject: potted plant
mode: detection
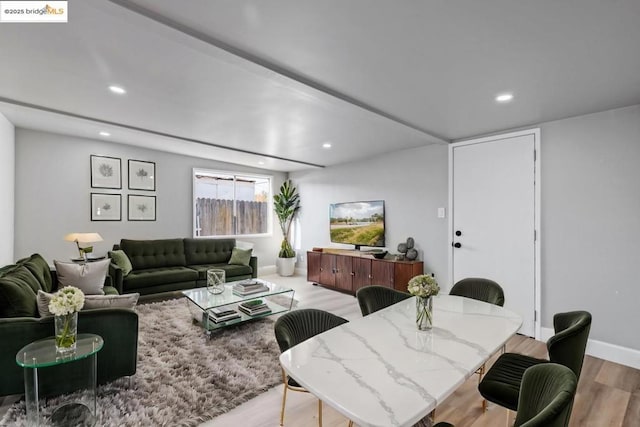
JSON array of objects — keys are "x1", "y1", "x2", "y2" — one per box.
[{"x1": 274, "y1": 179, "x2": 300, "y2": 276}]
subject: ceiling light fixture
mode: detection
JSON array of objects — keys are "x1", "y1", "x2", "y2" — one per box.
[
  {"x1": 99, "y1": 131, "x2": 111, "y2": 137},
  {"x1": 258, "y1": 161, "x2": 265, "y2": 165},
  {"x1": 495, "y1": 93, "x2": 514, "y2": 103},
  {"x1": 108, "y1": 85, "x2": 126, "y2": 95},
  {"x1": 322, "y1": 143, "x2": 332, "y2": 149}
]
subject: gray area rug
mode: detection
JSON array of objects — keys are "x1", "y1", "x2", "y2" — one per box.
[{"x1": 1, "y1": 298, "x2": 282, "y2": 426}]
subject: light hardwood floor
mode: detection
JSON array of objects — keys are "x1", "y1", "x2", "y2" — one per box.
[{"x1": 203, "y1": 273, "x2": 640, "y2": 427}]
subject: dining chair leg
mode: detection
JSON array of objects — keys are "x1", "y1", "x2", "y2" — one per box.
[
  {"x1": 279, "y1": 375, "x2": 288, "y2": 426},
  {"x1": 347, "y1": 421, "x2": 354, "y2": 427},
  {"x1": 318, "y1": 399, "x2": 323, "y2": 427},
  {"x1": 477, "y1": 363, "x2": 487, "y2": 412}
]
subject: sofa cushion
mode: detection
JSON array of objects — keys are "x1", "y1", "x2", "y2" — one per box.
[
  {"x1": 121, "y1": 239, "x2": 186, "y2": 270},
  {"x1": 54, "y1": 259, "x2": 110, "y2": 295},
  {"x1": 228, "y1": 247, "x2": 253, "y2": 266},
  {"x1": 123, "y1": 266, "x2": 198, "y2": 290},
  {"x1": 108, "y1": 250, "x2": 133, "y2": 276},
  {"x1": 17, "y1": 254, "x2": 54, "y2": 292},
  {"x1": 0, "y1": 266, "x2": 40, "y2": 317},
  {"x1": 184, "y1": 238, "x2": 235, "y2": 265},
  {"x1": 188, "y1": 263, "x2": 253, "y2": 281}
]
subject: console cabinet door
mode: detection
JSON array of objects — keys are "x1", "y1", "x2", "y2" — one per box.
[
  {"x1": 307, "y1": 252, "x2": 322, "y2": 283},
  {"x1": 371, "y1": 260, "x2": 394, "y2": 288},
  {"x1": 394, "y1": 262, "x2": 424, "y2": 292},
  {"x1": 320, "y1": 253, "x2": 336, "y2": 287},
  {"x1": 352, "y1": 258, "x2": 372, "y2": 292},
  {"x1": 335, "y1": 255, "x2": 353, "y2": 292}
]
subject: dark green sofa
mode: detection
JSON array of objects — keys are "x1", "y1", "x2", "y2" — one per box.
[
  {"x1": 109, "y1": 238, "x2": 258, "y2": 296},
  {"x1": 0, "y1": 254, "x2": 138, "y2": 397}
]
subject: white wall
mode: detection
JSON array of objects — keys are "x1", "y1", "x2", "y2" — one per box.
[
  {"x1": 14, "y1": 129, "x2": 286, "y2": 267},
  {"x1": 540, "y1": 104, "x2": 640, "y2": 351},
  {"x1": 291, "y1": 144, "x2": 449, "y2": 281},
  {"x1": 0, "y1": 114, "x2": 15, "y2": 265}
]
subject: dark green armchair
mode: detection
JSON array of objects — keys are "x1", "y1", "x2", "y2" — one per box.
[
  {"x1": 435, "y1": 363, "x2": 578, "y2": 427},
  {"x1": 274, "y1": 309, "x2": 348, "y2": 427},
  {"x1": 478, "y1": 310, "x2": 591, "y2": 411},
  {"x1": 1, "y1": 308, "x2": 138, "y2": 397},
  {"x1": 356, "y1": 285, "x2": 412, "y2": 316}
]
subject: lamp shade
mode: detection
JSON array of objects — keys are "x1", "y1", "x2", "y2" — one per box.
[{"x1": 64, "y1": 233, "x2": 104, "y2": 244}]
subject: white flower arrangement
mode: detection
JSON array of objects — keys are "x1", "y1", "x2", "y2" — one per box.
[
  {"x1": 49, "y1": 286, "x2": 85, "y2": 316},
  {"x1": 407, "y1": 274, "x2": 440, "y2": 298}
]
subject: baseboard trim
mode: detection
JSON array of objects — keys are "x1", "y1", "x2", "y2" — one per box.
[{"x1": 541, "y1": 327, "x2": 640, "y2": 369}]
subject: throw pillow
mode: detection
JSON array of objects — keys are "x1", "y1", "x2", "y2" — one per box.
[
  {"x1": 108, "y1": 250, "x2": 133, "y2": 276},
  {"x1": 54, "y1": 259, "x2": 110, "y2": 295},
  {"x1": 228, "y1": 247, "x2": 252, "y2": 266},
  {"x1": 83, "y1": 293, "x2": 139, "y2": 310},
  {"x1": 37, "y1": 290, "x2": 139, "y2": 316}
]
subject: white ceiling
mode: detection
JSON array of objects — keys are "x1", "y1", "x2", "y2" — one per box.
[{"x1": 1, "y1": 0, "x2": 639, "y2": 171}]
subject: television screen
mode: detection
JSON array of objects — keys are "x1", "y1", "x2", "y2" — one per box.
[{"x1": 329, "y1": 200, "x2": 385, "y2": 249}]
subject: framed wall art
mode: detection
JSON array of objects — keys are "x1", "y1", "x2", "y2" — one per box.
[
  {"x1": 128, "y1": 159, "x2": 156, "y2": 191},
  {"x1": 128, "y1": 194, "x2": 156, "y2": 221},
  {"x1": 91, "y1": 193, "x2": 121, "y2": 221},
  {"x1": 91, "y1": 155, "x2": 122, "y2": 189}
]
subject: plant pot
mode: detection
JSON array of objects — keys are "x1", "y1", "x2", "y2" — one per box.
[{"x1": 277, "y1": 257, "x2": 296, "y2": 276}]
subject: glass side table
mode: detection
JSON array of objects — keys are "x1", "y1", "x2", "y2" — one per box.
[{"x1": 16, "y1": 333, "x2": 104, "y2": 426}]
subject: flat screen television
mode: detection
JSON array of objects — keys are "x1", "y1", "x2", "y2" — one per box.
[{"x1": 329, "y1": 200, "x2": 385, "y2": 250}]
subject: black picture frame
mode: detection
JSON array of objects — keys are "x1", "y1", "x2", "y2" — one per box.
[
  {"x1": 128, "y1": 159, "x2": 156, "y2": 191},
  {"x1": 128, "y1": 194, "x2": 156, "y2": 221},
  {"x1": 91, "y1": 193, "x2": 122, "y2": 221},
  {"x1": 91, "y1": 155, "x2": 122, "y2": 189}
]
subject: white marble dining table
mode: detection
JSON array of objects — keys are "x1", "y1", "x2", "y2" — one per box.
[{"x1": 279, "y1": 294, "x2": 523, "y2": 427}]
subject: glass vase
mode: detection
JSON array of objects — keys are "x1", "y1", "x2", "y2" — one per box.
[
  {"x1": 416, "y1": 296, "x2": 433, "y2": 331},
  {"x1": 207, "y1": 269, "x2": 226, "y2": 294},
  {"x1": 55, "y1": 312, "x2": 78, "y2": 352}
]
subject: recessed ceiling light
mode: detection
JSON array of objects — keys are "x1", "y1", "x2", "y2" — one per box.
[
  {"x1": 322, "y1": 143, "x2": 332, "y2": 149},
  {"x1": 495, "y1": 93, "x2": 514, "y2": 103},
  {"x1": 99, "y1": 131, "x2": 111, "y2": 137},
  {"x1": 258, "y1": 161, "x2": 265, "y2": 165},
  {"x1": 108, "y1": 85, "x2": 126, "y2": 95}
]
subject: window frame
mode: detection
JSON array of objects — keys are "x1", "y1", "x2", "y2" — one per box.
[{"x1": 192, "y1": 168, "x2": 273, "y2": 239}]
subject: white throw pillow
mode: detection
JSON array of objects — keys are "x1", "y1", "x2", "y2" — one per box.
[
  {"x1": 37, "y1": 290, "x2": 139, "y2": 317},
  {"x1": 54, "y1": 259, "x2": 110, "y2": 295}
]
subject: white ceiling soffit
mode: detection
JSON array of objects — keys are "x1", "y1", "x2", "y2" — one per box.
[
  {"x1": 123, "y1": 0, "x2": 640, "y2": 140},
  {"x1": 0, "y1": 101, "x2": 308, "y2": 172},
  {"x1": 0, "y1": 0, "x2": 445, "y2": 172}
]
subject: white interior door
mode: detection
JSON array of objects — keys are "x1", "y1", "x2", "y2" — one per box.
[{"x1": 450, "y1": 131, "x2": 539, "y2": 337}]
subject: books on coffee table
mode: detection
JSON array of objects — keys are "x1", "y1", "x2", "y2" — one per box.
[
  {"x1": 207, "y1": 308, "x2": 241, "y2": 323},
  {"x1": 238, "y1": 299, "x2": 272, "y2": 316},
  {"x1": 232, "y1": 280, "x2": 269, "y2": 296}
]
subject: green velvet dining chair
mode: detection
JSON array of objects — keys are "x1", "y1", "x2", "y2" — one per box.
[
  {"x1": 449, "y1": 277, "x2": 505, "y2": 307},
  {"x1": 274, "y1": 309, "x2": 349, "y2": 427},
  {"x1": 355, "y1": 285, "x2": 412, "y2": 316},
  {"x1": 478, "y1": 310, "x2": 591, "y2": 412},
  {"x1": 449, "y1": 277, "x2": 505, "y2": 411},
  {"x1": 434, "y1": 363, "x2": 578, "y2": 427}
]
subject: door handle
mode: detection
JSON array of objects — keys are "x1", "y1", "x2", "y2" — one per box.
[
  {"x1": 452, "y1": 242, "x2": 462, "y2": 248},
  {"x1": 455, "y1": 230, "x2": 462, "y2": 236}
]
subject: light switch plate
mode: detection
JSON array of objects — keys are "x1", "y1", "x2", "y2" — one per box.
[{"x1": 437, "y1": 207, "x2": 446, "y2": 218}]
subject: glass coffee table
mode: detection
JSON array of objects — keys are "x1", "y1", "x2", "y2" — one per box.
[{"x1": 182, "y1": 279, "x2": 295, "y2": 334}]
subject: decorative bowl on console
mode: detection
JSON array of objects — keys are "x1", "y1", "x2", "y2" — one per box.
[{"x1": 369, "y1": 250, "x2": 388, "y2": 259}]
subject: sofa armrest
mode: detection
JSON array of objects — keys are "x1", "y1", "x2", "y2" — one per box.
[
  {"x1": 0, "y1": 309, "x2": 138, "y2": 397},
  {"x1": 109, "y1": 262, "x2": 124, "y2": 294},
  {"x1": 249, "y1": 256, "x2": 258, "y2": 278}
]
